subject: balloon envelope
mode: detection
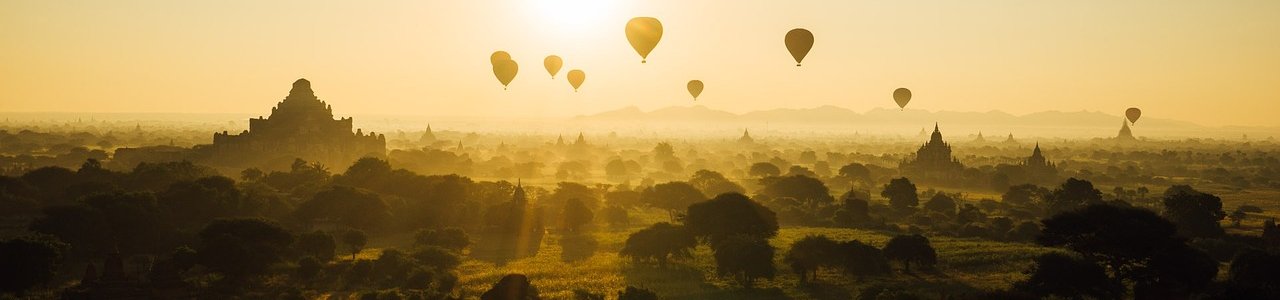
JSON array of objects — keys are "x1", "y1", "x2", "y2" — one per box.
[
  {"x1": 492, "y1": 59, "x2": 518, "y2": 89},
  {"x1": 544, "y1": 55, "x2": 563, "y2": 79},
  {"x1": 893, "y1": 88, "x2": 912, "y2": 109},
  {"x1": 567, "y1": 69, "x2": 585, "y2": 91},
  {"x1": 1125, "y1": 108, "x2": 1142, "y2": 124},
  {"x1": 490, "y1": 51, "x2": 511, "y2": 66},
  {"x1": 687, "y1": 80, "x2": 704, "y2": 100},
  {"x1": 625, "y1": 17, "x2": 663, "y2": 63},
  {"x1": 785, "y1": 28, "x2": 814, "y2": 66}
]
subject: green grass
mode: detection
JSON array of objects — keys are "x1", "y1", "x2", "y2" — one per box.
[{"x1": 447, "y1": 208, "x2": 1056, "y2": 299}]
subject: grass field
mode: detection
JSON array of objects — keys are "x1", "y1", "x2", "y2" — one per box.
[{"x1": 442, "y1": 208, "x2": 1058, "y2": 299}]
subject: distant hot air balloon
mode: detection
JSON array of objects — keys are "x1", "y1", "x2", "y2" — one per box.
[
  {"x1": 490, "y1": 51, "x2": 511, "y2": 66},
  {"x1": 1125, "y1": 107, "x2": 1142, "y2": 124},
  {"x1": 785, "y1": 28, "x2": 814, "y2": 66},
  {"x1": 544, "y1": 55, "x2": 563, "y2": 79},
  {"x1": 492, "y1": 59, "x2": 518, "y2": 90},
  {"x1": 893, "y1": 88, "x2": 912, "y2": 110},
  {"x1": 687, "y1": 80, "x2": 704, "y2": 100},
  {"x1": 567, "y1": 69, "x2": 585, "y2": 92},
  {"x1": 625, "y1": 17, "x2": 663, "y2": 63}
]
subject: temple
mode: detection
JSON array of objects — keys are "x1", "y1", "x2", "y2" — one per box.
[
  {"x1": 738, "y1": 129, "x2": 755, "y2": 144},
  {"x1": 206, "y1": 79, "x2": 385, "y2": 170},
  {"x1": 900, "y1": 124, "x2": 965, "y2": 176},
  {"x1": 1021, "y1": 143, "x2": 1059, "y2": 182},
  {"x1": 1116, "y1": 119, "x2": 1136, "y2": 141}
]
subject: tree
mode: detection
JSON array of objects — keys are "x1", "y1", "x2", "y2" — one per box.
[
  {"x1": 0, "y1": 234, "x2": 68, "y2": 295},
  {"x1": 294, "y1": 186, "x2": 391, "y2": 231},
  {"x1": 297, "y1": 256, "x2": 323, "y2": 281},
  {"x1": 160, "y1": 176, "x2": 251, "y2": 228},
  {"x1": 343, "y1": 230, "x2": 368, "y2": 261},
  {"x1": 684, "y1": 192, "x2": 779, "y2": 246},
  {"x1": 561, "y1": 198, "x2": 594, "y2": 233},
  {"x1": 1228, "y1": 208, "x2": 1247, "y2": 227},
  {"x1": 882, "y1": 234, "x2": 936, "y2": 273},
  {"x1": 713, "y1": 235, "x2": 776, "y2": 288},
  {"x1": 640, "y1": 181, "x2": 706, "y2": 221},
  {"x1": 784, "y1": 235, "x2": 840, "y2": 282},
  {"x1": 546, "y1": 182, "x2": 599, "y2": 210},
  {"x1": 413, "y1": 227, "x2": 470, "y2": 252},
  {"x1": 1227, "y1": 249, "x2": 1280, "y2": 298},
  {"x1": 1013, "y1": 253, "x2": 1123, "y2": 300},
  {"x1": 833, "y1": 191, "x2": 872, "y2": 227},
  {"x1": 837, "y1": 163, "x2": 872, "y2": 184},
  {"x1": 841, "y1": 240, "x2": 891, "y2": 277},
  {"x1": 1046, "y1": 178, "x2": 1102, "y2": 214},
  {"x1": 240, "y1": 168, "x2": 264, "y2": 182},
  {"x1": 620, "y1": 222, "x2": 697, "y2": 266},
  {"x1": 600, "y1": 205, "x2": 629, "y2": 229},
  {"x1": 1002, "y1": 184, "x2": 1046, "y2": 207},
  {"x1": 411, "y1": 246, "x2": 462, "y2": 271},
  {"x1": 295, "y1": 230, "x2": 337, "y2": 262},
  {"x1": 196, "y1": 218, "x2": 295, "y2": 280},
  {"x1": 1160, "y1": 185, "x2": 1225, "y2": 238},
  {"x1": 481, "y1": 273, "x2": 540, "y2": 300},
  {"x1": 748, "y1": 162, "x2": 781, "y2": 178},
  {"x1": 923, "y1": 193, "x2": 957, "y2": 216},
  {"x1": 757, "y1": 175, "x2": 834, "y2": 206},
  {"x1": 881, "y1": 177, "x2": 919, "y2": 211},
  {"x1": 688, "y1": 169, "x2": 744, "y2": 196}
]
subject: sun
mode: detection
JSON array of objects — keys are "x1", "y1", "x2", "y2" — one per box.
[{"x1": 526, "y1": 0, "x2": 618, "y2": 36}]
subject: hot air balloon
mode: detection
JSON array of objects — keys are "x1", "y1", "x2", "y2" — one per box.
[
  {"x1": 567, "y1": 69, "x2": 585, "y2": 92},
  {"x1": 492, "y1": 59, "x2": 518, "y2": 90},
  {"x1": 785, "y1": 28, "x2": 814, "y2": 66},
  {"x1": 625, "y1": 17, "x2": 663, "y2": 63},
  {"x1": 544, "y1": 55, "x2": 563, "y2": 79},
  {"x1": 1125, "y1": 108, "x2": 1142, "y2": 124},
  {"x1": 687, "y1": 80, "x2": 704, "y2": 100},
  {"x1": 893, "y1": 88, "x2": 912, "y2": 110},
  {"x1": 490, "y1": 51, "x2": 511, "y2": 66}
]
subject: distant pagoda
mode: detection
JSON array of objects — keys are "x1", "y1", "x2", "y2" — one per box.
[
  {"x1": 738, "y1": 129, "x2": 755, "y2": 144},
  {"x1": 208, "y1": 79, "x2": 385, "y2": 170},
  {"x1": 1003, "y1": 133, "x2": 1018, "y2": 145},
  {"x1": 1116, "y1": 120, "x2": 1136, "y2": 141},
  {"x1": 972, "y1": 131, "x2": 986, "y2": 143},
  {"x1": 1021, "y1": 143, "x2": 1059, "y2": 182},
  {"x1": 419, "y1": 124, "x2": 437, "y2": 144},
  {"x1": 900, "y1": 124, "x2": 964, "y2": 175}
]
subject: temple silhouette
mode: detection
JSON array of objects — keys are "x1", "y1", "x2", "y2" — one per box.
[
  {"x1": 1020, "y1": 143, "x2": 1059, "y2": 183},
  {"x1": 900, "y1": 124, "x2": 965, "y2": 176},
  {"x1": 204, "y1": 79, "x2": 386, "y2": 170}
]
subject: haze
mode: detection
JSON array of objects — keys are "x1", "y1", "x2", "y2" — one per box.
[{"x1": 3, "y1": 0, "x2": 1279, "y2": 127}]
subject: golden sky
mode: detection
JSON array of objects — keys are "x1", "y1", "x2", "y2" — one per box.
[{"x1": 2, "y1": 0, "x2": 1278, "y2": 126}]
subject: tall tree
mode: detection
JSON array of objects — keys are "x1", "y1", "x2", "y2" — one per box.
[
  {"x1": 684, "y1": 193, "x2": 778, "y2": 246},
  {"x1": 713, "y1": 235, "x2": 776, "y2": 288},
  {"x1": 882, "y1": 234, "x2": 936, "y2": 273},
  {"x1": 881, "y1": 177, "x2": 919, "y2": 211},
  {"x1": 1160, "y1": 185, "x2": 1226, "y2": 238}
]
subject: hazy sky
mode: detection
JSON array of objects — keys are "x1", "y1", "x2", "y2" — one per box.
[{"x1": 3, "y1": 1, "x2": 1278, "y2": 126}]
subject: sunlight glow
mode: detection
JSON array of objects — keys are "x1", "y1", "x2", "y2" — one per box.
[{"x1": 526, "y1": 0, "x2": 617, "y2": 36}]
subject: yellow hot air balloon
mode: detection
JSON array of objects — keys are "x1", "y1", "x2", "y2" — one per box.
[
  {"x1": 567, "y1": 69, "x2": 585, "y2": 92},
  {"x1": 785, "y1": 28, "x2": 814, "y2": 66},
  {"x1": 893, "y1": 88, "x2": 912, "y2": 110},
  {"x1": 493, "y1": 59, "x2": 518, "y2": 90},
  {"x1": 625, "y1": 17, "x2": 663, "y2": 63},
  {"x1": 544, "y1": 55, "x2": 563, "y2": 79},
  {"x1": 687, "y1": 80, "x2": 704, "y2": 100},
  {"x1": 490, "y1": 51, "x2": 511, "y2": 66},
  {"x1": 1125, "y1": 108, "x2": 1142, "y2": 124}
]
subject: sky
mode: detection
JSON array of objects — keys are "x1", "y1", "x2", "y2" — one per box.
[{"x1": 2, "y1": 0, "x2": 1279, "y2": 127}]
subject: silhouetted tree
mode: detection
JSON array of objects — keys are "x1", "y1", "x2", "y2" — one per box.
[
  {"x1": 0, "y1": 234, "x2": 67, "y2": 296},
  {"x1": 1226, "y1": 249, "x2": 1280, "y2": 298},
  {"x1": 600, "y1": 205, "x2": 629, "y2": 229},
  {"x1": 841, "y1": 240, "x2": 891, "y2": 278},
  {"x1": 413, "y1": 227, "x2": 470, "y2": 252},
  {"x1": 560, "y1": 198, "x2": 594, "y2": 232},
  {"x1": 923, "y1": 193, "x2": 956, "y2": 216},
  {"x1": 297, "y1": 256, "x2": 323, "y2": 281},
  {"x1": 688, "y1": 169, "x2": 744, "y2": 196},
  {"x1": 881, "y1": 177, "x2": 919, "y2": 211},
  {"x1": 757, "y1": 175, "x2": 835, "y2": 206},
  {"x1": 713, "y1": 235, "x2": 776, "y2": 288},
  {"x1": 1002, "y1": 184, "x2": 1047, "y2": 207},
  {"x1": 295, "y1": 230, "x2": 337, "y2": 262},
  {"x1": 343, "y1": 230, "x2": 368, "y2": 260},
  {"x1": 295, "y1": 186, "x2": 391, "y2": 231},
  {"x1": 620, "y1": 222, "x2": 696, "y2": 266},
  {"x1": 684, "y1": 192, "x2": 779, "y2": 246},
  {"x1": 748, "y1": 162, "x2": 781, "y2": 178},
  {"x1": 1161, "y1": 185, "x2": 1225, "y2": 238},
  {"x1": 546, "y1": 182, "x2": 599, "y2": 210},
  {"x1": 196, "y1": 218, "x2": 295, "y2": 280},
  {"x1": 411, "y1": 245, "x2": 462, "y2": 271},
  {"x1": 882, "y1": 234, "x2": 936, "y2": 273},
  {"x1": 1046, "y1": 178, "x2": 1102, "y2": 214},
  {"x1": 838, "y1": 163, "x2": 872, "y2": 184},
  {"x1": 1228, "y1": 208, "x2": 1247, "y2": 227},
  {"x1": 784, "y1": 235, "x2": 840, "y2": 282},
  {"x1": 481, "y1": 273, "x2": 540, "y2": 300},
  {"x1": 640, "y1": 181, "x2": 706, "y2": 221},
  {"x1": 1013, "y1": 252, "x2": 1123, "y2": 300}
]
